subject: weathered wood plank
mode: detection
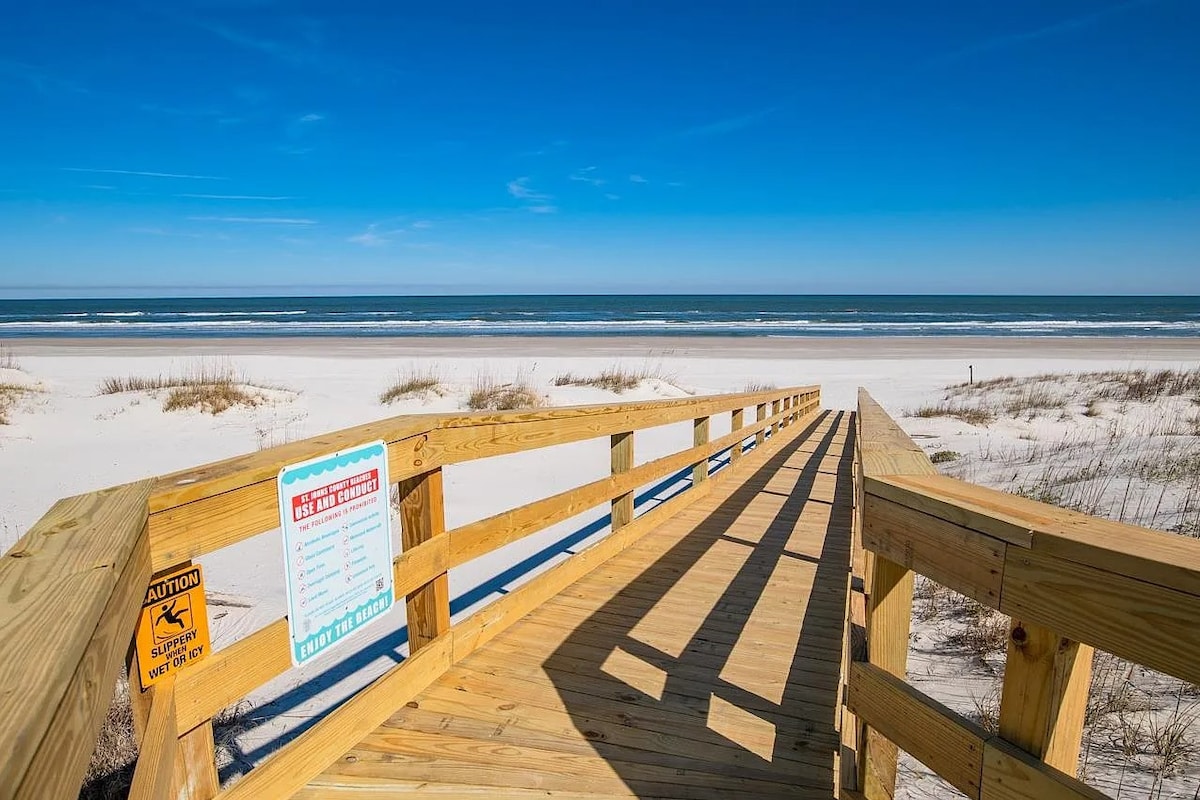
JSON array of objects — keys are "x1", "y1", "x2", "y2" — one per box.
[
  {"x1": 846, "y1": 662, "x2": 986, "y2": 799},
  {"x1": 1, "y1": 480, "x2": 154, "y2": 800}
]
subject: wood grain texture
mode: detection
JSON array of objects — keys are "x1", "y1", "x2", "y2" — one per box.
[
  {"x1": 861, "y1": 493, "x2": 1006, "y2": 608},
  {"x1": 1, "y1": 480, "x2": 154, "y2": 800},
  {"x1": 1000, "y1": 547, "x2": 1200, "y2": 685},
  {"x1": 980, "y1": 740, "x2": 1107, "y2": 800},
  {"x1": 998, "y1": 621, "x2": 1092, "y2": 774},
  {"x1": 729, "y1": 408, "x2": 744, "y2": 463},
  {"x1": 846, "y1": 662, "x2": 986, "y2": 799},
  {"x1": 870, "y1": 472, "x2": 1200, "y2": 591},
  {"x1": 128, "y1": 678, "x2": 180, "y2": 800},
  {"x1": 859, "y1": 555, "x2": 913, "y2": 800},
  {"x1": 611, "y1": 431, "x2": 634, "y2": 529},
  {"x1": 215, "y1": 635, "x2": 454, "y2": 800},
  {"x1": 398, "y1": 469, "x2": 451, "y2": 653},
  {"x1": 692, "y1": 416, "x2": 710, "y2": 484}
]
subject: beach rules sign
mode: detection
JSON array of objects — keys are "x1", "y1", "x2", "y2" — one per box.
[{"x1": 278, "y1": 441, "x2": 395, "y2": 666}]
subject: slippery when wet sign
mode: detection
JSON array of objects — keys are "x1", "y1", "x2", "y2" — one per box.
[{"x1": 134, "y1": 563, "x2": 211, "y2": 687}]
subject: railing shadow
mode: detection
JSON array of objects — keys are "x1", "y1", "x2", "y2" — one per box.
[
  {"x1": 539, "y1": 410, "x2": 855, "y2": 797},
  {"x1": 219, "y1": 424, "x2": 780, "y2": 779}
]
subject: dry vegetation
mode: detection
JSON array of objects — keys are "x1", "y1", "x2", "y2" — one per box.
[
  {"x1": 0, "y1": 343, "x2": 20, "y2": 370},
  {"x1": 466, "y1": 371, "x2": 543, "y2": 411},
  {"x1": 0, "y1": 383, "x2": 38, "y2": 425},
  {"x1": 98, "y1": 360, "x2": 278, "y2": 415},
  {"x1": 380, "y1": 365, "x2": 443, "y2": 404},
  {"x1": 553, "y1": 363, "x2": 675, "y2": 393},
  {"x1": 903, "y1": 368, "x2": 1200, "y2": 797},
  {"x1": 81, "y1": 675, "x2": 257, "y2": 799},
  {"x1": 745, "y1": 381, "x2": 777, "y2": 393}
]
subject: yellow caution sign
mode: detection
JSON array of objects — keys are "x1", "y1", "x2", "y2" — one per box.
[{"x1": 134, "y1": 563, "x2": 211, "y2": 687}]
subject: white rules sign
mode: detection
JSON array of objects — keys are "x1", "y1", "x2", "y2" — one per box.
[{"x1": 278, "y1": 440, "x2": 395, "y2": 666}]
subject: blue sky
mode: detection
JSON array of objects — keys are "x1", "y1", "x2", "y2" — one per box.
[{"x1": 1, "y1": 0, "x2": 1198, "y2": 296}]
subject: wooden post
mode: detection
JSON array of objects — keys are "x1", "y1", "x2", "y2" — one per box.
[
  {"x1": 781, "y1": 396, "x2": 791, "y2": 428},
  {"x1": 397, "y1": 468, "x2": 451, "y2": 652},
  {"x1": 692, "y1": 416, "x2": 710, "y2": 484},
  {"x1": 127, "y1": 562, "x2": 220, "y2": 800},
  {"x1": 611, "y1": 431, "x2": 634, "y2": 530},
  {"x1": 793, "y1": 394, "x2": 801, "y2": 421},
  {"x1": 755, "y1": 403, "x2": 767, "y2": 447},
  {"x1": 998, "y1": 620, "x2": 1093, "y2": 774},
  {"x1": 729, "y1": 408, "x2": 744, "y2": 464},
  {"x1": 771, "y1": 399, "x2": 781, "y2": 437},
  {"x1": 859, "y1": 555, "x2": 914, "y2": 800}
]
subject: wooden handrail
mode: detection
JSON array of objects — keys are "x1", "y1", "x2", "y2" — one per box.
[
  {"x1": 849, "y1": 390, "x2": 1200, "y2": 800},
  {"x1": 0, "y1": 480, "x2": 154, "y2": 800},
  {"x1": 147, "y1": 386, "x2": 817, "y2": 570}
]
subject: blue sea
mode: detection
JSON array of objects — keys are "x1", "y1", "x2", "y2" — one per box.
[{"x1": 1, "y1": 295, "x2": 1198, "y2": 338}]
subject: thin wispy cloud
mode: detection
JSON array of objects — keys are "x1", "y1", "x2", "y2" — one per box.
[
  {"x1": 188, "y1": 216, "x2": 316, "y2": 225},
  {"x1": 680, "y1": 104, "x2": 783, "y2": 138},
  {"x1": 507, "y1": 177, "x2": 558, "y2": 213},
  {"x1": 298, "y1": 113, "x2": 324, "y2": 123},
  {"x1": 896, "y1": 0, "x2": 1158, "y2": 84},
  {"x1": 62, "y1": 167, "x2": 228, "y2": 180},
  {"x1": 347, "y1": 219, "x2": 430, "y2": 246},
  {"x1": 604, "y1": 193, "x2": 620, "y2": 201},
  {"x1": 629, "y1": 174, "x2": 648, "y2": 184},
  {"x1": 195, "y1": 21, "x2": 313, "y2": 68},
  {"x1": 177, "y1": 194, "x2": 296, "y2": 201},
  {"x1": 129, "y1": 226, "x2": 228, "y2": 240},
  {"x1": 0, "y1": 59, "x2": 88, "y2": 96},
  {"x1": 569, "y1": 166, "x2": 606, "y2": 187}
]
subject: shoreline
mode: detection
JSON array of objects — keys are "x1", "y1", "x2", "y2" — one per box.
[{"x1": 6, "y1": 335, "x2": 1200, "y2": 359}]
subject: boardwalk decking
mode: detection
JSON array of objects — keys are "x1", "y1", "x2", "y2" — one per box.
[{"x1": 299, "y1": 410, "x2": 854, "y2": 799}]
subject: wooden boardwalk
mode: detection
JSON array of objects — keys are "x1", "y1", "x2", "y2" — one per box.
[{"x1": 299, "y1": 410, "x2": 854, "y2": 799}]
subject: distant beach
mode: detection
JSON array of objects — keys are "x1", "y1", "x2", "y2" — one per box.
[{"x1": 3, "y1": 294, "x2": 1200, "y2": 338}]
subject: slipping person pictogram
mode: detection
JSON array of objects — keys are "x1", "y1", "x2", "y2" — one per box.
[{"x1": 154, "y1": 598, "x2": 190, "y2": 640}]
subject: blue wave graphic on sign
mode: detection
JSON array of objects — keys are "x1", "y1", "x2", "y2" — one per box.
[{"x1": 280, "y1": 444, "x2": 386, "y2": 485}]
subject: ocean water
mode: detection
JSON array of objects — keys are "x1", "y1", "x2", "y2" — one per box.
[{"x1": 0, "y1": 295, "x2": 1198, "y2": 338}]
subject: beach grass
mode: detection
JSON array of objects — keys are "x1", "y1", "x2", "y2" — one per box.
[
  {"x1": 0, "y1": 382, "x2": 39, "y2": 425},
  {"x1": 467, "y1": 371, "x2": 543, "y2": 411},
  {"x1": 380, "y1": 366, "x2": 443, "y2": 404},
  {"x1": 98, "y1": 359, "x2": 275, "y2": 414},
  {"x1": 553, "y1": 363, "x2": 675, "y2": 393},
  {"x1": 0, "y1": 344, "x2": 19, "y2": 371}
]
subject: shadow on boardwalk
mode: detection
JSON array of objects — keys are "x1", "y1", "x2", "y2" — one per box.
[{"x1": 542, "y1": 410, "x2": 855, "y2": 797}]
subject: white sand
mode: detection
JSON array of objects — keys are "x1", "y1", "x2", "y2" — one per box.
[{"x1": 2, "y1": 336, "x2": 1198, "y2": 789}]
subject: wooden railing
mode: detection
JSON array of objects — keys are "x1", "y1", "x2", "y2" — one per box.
[
  {"x1": 845, "y1": 390, "x2": 1200, "y2": 800},
  {"x1": 0, "y1": 385, "x2": 820, "y2": 800}
]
